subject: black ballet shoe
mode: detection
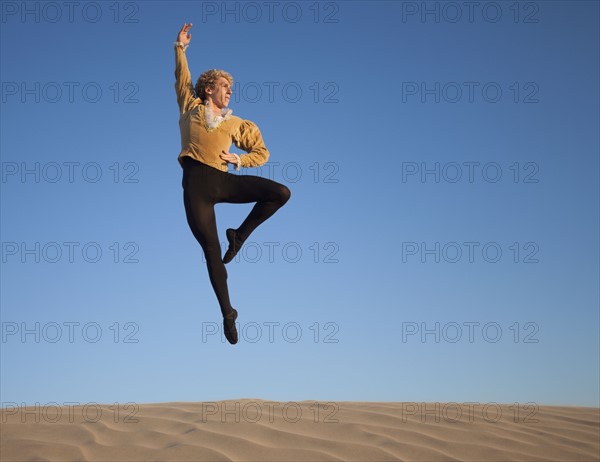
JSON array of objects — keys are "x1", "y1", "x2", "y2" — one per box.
[
  {"x1": 223, "y1": 228, "x2": 244, "y2": 264},
  {"x1": 223, "y1": 308, "x2": 238, "y2": 344}
]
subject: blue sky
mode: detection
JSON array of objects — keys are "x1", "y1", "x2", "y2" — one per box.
[{"x1": 1, "y1": 1, "x2": 598, "y2": 408}]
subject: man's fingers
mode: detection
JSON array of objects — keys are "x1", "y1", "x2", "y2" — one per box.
[{"x1": 220, "y1": 152, "x2": 237, "y2": 164}]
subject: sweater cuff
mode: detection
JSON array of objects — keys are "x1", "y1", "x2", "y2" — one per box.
[{"x1": 233, "y1": 154, "x2": 241, "y2": 171}]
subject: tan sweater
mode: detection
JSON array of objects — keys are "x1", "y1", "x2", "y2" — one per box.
[{"x1": 174, "y1": 45, "x2": 270, "y2": 171}]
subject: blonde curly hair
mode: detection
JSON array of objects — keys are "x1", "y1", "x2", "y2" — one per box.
[{"x1": 195, "y1": 69, "x2": 234, "y2": 100}]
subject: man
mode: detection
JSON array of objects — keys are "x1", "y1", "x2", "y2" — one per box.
[{"x1": 174, "y1": 23, "x2": 291, "y2": 345}]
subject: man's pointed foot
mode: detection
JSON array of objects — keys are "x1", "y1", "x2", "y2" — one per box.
[
  {"x1": 223, "y1": 308, "x2": 238, "y2": 344},
  {"x1": 223, "y1": 228, "x2": 244, "y2": 264}
]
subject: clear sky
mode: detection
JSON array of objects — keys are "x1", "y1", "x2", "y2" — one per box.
[{"x1": 1, "y1": 1, "x2": 598, "y2": 408}]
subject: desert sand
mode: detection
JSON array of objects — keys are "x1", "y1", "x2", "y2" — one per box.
[{"x1": 1, "y1": 400, "x2": 599, "y2": 461}]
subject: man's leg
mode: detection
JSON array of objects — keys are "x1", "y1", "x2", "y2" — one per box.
[
  {"x1": 219, "y1": 173, "x2": 291, "y2": 263},
  {"x1": 181, "y1": 158, "x2": 243, "y2": 344}
]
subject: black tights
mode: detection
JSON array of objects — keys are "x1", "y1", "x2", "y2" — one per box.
[{"x1": 181, "y1": 156, "x2": 291, "y2": 317}]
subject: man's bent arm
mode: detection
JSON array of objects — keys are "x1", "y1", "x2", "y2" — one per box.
[{"x1": 232, "y1": 120, "x2": 270, "y2": 169}]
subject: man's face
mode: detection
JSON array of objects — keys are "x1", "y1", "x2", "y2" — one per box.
[{"x1": 207, "y1": 77, "x2": 232, "y2": 109}]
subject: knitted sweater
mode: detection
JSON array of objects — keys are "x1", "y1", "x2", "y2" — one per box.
[{"x1": 174, "y1": 44, "x2": 270, "y2": 171}]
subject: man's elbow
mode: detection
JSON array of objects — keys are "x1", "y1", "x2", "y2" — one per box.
[
  {"x1": 261, "y1": 148, "x2": 270, "y2": 165},
  {"x1": 255, "y1": 148, "x2": 269, "y2": 167}
]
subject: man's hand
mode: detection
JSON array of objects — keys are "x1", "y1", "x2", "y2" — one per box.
[
  {"x1": 177, "y1": 23, "x2": 192, "y2": 45},
  {"x1": 220, "y1": 150, "x2": 240, "y2": 168}
]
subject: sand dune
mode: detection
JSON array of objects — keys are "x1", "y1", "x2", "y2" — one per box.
[{"x1": 1, "y1": 400, "x2": 599, "y2": 461}]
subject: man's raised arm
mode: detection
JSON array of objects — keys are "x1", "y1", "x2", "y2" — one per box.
[{"x1": 174, "y1": 23, "x2": 196, "y2": 114}]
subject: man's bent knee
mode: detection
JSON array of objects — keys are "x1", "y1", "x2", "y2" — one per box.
[{"x1": 278, "y1": 185, "x2": 291, "y2": 205}]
